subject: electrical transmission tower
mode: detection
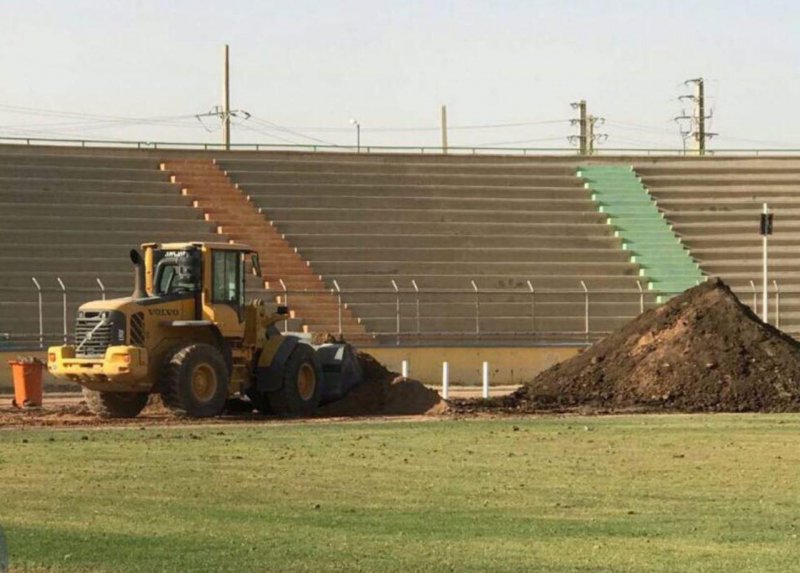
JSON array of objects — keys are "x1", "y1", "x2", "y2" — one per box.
[
  {"x1": 569, "y1": 100, "x2": 606, "y2": 155},
  {"x1": 674, "y1": 77, "x2": 715, "y2": 156}
]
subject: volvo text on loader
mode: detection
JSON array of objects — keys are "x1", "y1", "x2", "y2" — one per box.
[{"x1": 47, "y1": 242, "x2": 362, "y2": 418}]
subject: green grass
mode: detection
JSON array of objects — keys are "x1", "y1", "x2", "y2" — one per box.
[{"x1": 1, "y1": 415, "x2": 799, "y2": 572}]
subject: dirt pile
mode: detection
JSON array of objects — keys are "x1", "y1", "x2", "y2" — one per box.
[
  {"x1": 512, "y1": 278, "x2": 800, "y2": 412},
  {"x1": 318, "y1": 352, "x2": 446, "y2": 417}
]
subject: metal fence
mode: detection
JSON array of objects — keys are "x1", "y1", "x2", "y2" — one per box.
[
  {"x1": 2, "y1": 134, "x2": 800, "y2": 156},
  {"x1": 0, "y1": 275, "x2": 788, "y2": 350},
  {"x1": 276, "y1": 279, "x2": 668, "y2": 345}
]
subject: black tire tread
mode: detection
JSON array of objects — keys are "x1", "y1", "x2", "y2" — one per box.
[
  {"x1": 267, "y1": 343, "x2": 322, "y2": 417},
  {"x1": 82, "y1": 387, "x2": 148, "y2": 418},
  {"x1": 160, "y1": 343, "x2": 229, "y2": 418}
]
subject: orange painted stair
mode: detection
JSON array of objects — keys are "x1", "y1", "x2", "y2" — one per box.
[{"x1": 160, "y1": 159, "x2": 371, "y2": 344}]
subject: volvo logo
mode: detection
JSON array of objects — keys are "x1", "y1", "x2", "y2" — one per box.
[{"x1": 147, "y1": 309, "x2": 179, "y2": 317}]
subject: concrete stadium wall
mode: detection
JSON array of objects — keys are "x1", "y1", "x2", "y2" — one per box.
[
  {"x1": 0, "y1": 346, "x2": 582, "y2": 392},
  {"x1": 363, "y1": 345, "x2": 581, "y2": 385}
]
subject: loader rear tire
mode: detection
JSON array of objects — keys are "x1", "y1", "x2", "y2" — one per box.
[
  {"x1": 267, "y1": 344, "x2": 322, "y2": 417},
  {"x1": 82, "y1": 388, "x2": 148, "y2": 418},
  {"x1": 160, "y1": 343, "x2": 229, "y2": 418}
]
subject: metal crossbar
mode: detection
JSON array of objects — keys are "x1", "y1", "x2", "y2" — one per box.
[
  {"x1": 0, "y1": 276, "x2": 789, "y2": 349},
  {"x1": 2, "y1": 135, "x2": 800, "y2": 156}
]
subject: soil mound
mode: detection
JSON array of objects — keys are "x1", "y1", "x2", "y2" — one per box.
[
  {"x1": 513, "y1": 278, "x2": 800, "y2": 412},
  {"x1": 318, "y1": 352, "x2": 446, "y2": 417}
]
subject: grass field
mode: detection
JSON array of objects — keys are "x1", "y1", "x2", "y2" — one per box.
[{"x1": 1, "y1": 414, "x2": 799, "y2": 572}]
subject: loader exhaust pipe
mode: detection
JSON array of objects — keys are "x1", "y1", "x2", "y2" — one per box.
[{"x1": 130, "y1": 249, "x2": 147, "y2": 299}]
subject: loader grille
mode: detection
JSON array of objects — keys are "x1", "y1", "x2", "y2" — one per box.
[{"x1": 75, "y1": 310, "x2": 126, "y2": 358}]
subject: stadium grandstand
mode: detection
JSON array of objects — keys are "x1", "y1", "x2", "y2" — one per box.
[{"x1": 0, "y1": 142, "x2": 795, "y2": 382}]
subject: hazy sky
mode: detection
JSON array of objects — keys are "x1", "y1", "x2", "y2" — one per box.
[{"x1": 2, "y1": 0, "x2": 798, "y2": 150}]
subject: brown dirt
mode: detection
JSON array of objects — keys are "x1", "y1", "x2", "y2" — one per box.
[
  {"x1": 504, "y1": 278, "x2": 800, "y2": 413},
  {"x1": 0, "y1": 351, "x2": 446, "y2": 428},
  {"x1": 317, "y1": 352, "x2": 447, "y2": 417}
]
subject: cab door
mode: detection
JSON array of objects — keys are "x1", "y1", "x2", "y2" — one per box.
[{"x1": 209, "y1": 249, "x2": 246, "y2": 337}]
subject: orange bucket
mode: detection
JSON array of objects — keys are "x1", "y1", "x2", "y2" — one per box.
[{"x1": 9, "y1": 359, "x2": 44, "y2": 408}]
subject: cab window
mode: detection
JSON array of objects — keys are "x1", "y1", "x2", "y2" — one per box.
[
  {"x1": 153, "y1": 250, "x2": 201, "y2": 295},
  {"x1": 212, "y1": 251, "x2": 243, "y2": 306}
]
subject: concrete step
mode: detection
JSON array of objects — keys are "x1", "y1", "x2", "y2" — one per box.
[
  {"x1": 298, "y1": 247, "x2": 632, "y2": 263},
  {"x1": 0, "y1": 188, "x2": 191, "y2": 206},
  {"x1": 642, "y1": 175, "x2": 800, "y2": 186},
  {"x1": 681, "y1": 235, "x2": 800, "y2": 249},
  {"x1": 358, "y1": 315, "x2": 634, "y2": 334},
  {"x1": 309, "y1": 260, "x2": 641, "y2": 276},
  {"x1": 656, "y1": 198, "x2": 800, "y2": 210},
  {"x1": 648, "y1": 186, "x2": 800, "y2": 196},
  {"x1": 258, "y1": 207, "x2": 607, "y2": 224},
  {"x1": 0, "y1": 165, "x2": 168, "y2": 182},
  {"x1": 217, "y1": 157, "x2": 579, "y2": 176},
  {"x1": 668, "y1": 210, "x2": 800, "y2": 224},
  {"x1": 0, "y1": 215, "x2": 217, "y2": 233},
  {"x1": 273, "y1": 220, "x2": 615, "y2": 236},
  {"x1": 239, "y1": 181, "x2": 588, "y2": 199},
  {"x1": 0, "y1": 244, "x2": 159, "y2": 259},
  {"x1": 347, "y1": 300, "x2": 650, "y2": 319},
  {"x1": 227, "y1": 170, "x2": 585, "y2": 188},
  {"x1": 0, "y1": 202, "x2": 203, "y2": 220},
  {"x1": 284, "y1": 233, "x2": 623, "y2": 250},
  {"x1": 636, "y1": 165, "x2": 800, "y2": 177},
  {"x1": 0, "y1": 178, "x2": 180, "y2": 193},
  {"x1": 0, "y1": 229, "x2": 225, "y2": 246},
  {"x1": 251, "y1": 195, "x2": 598, "y2": 212},
  {"x1": 0, "y1": 154, "x2": 160, "y2": 169}
]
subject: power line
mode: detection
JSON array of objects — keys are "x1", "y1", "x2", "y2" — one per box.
[
  {"x1": 472, "y1": 136, "x2": 567, "y2": 147},
  {"x1": 247, "y1": 116, "x2": 337, "y2": 146}
]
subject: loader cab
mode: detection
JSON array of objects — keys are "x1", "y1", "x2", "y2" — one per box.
[{"x1": 143, "y1": 242, "x2": 260, "y2": 338}]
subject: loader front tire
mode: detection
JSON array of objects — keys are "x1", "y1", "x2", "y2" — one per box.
[
  {"x1": 161, "y1": 343, "x2": 229, "y2": 418},
  {"x1": 267, "y1": 344, "x2": 322, "y2": 417},
  {"x1": 82, "y1": 388, "x2": 148, "y2": 418}
]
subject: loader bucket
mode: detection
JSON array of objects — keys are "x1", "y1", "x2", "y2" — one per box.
[{"x1": 314, "y1": 343, "x2": 363, "y2": 404}]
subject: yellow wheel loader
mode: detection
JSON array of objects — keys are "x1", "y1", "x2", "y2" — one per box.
[{"x1": 47, "y1": 242, "x2": 362, "y2": 418}]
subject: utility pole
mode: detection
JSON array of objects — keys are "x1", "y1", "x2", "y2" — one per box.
[
  {"x1": 194, "y1": 45, "x2": 250, "y2": 147},
  {"x1": 570, "y1": 100, "x2": 588, "y2": 154},
  {"x1": 223, "y1": 44, "x2": 231, "y2": 150},
  {"x1": 675, "y1": 78, "x2": 715, "y2": 156},
  {"x1": 441, "y1": 105, "x2": 448, "y2": 154},
  {"x1": 570, "y1": 101, "x2": 605, "y2": 155},
  {"x1": 586, "y1": 115, "x2": 608, "y2": 156}
]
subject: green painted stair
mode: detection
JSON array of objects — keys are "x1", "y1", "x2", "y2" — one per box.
[{"x1": 577, "y1": 165, "x2": 704, "y2": 298}]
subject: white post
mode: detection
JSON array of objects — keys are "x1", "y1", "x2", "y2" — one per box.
[
  {"x1": 401, "y1": 359, "x2": 409, "y2": 378},
  {"x1": 32, "y1": 277, "x2": 43, "y2": 349},
  {"x1": 762, "y1": 202, "x2": 768, "y2": 322},
  {"x1": 482, "y1": 361, "x2": 489, "y2": 398},
  {"x1": 441, "y1": 361, "x2": 449, "y2": 399},
  {"x1": 57, "y1": 277, "x2": 67, "y2": 344}
]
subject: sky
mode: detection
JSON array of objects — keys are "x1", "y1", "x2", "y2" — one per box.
[{"x1": 1, "y1": 0, "x2": 799, "y2": 151}]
